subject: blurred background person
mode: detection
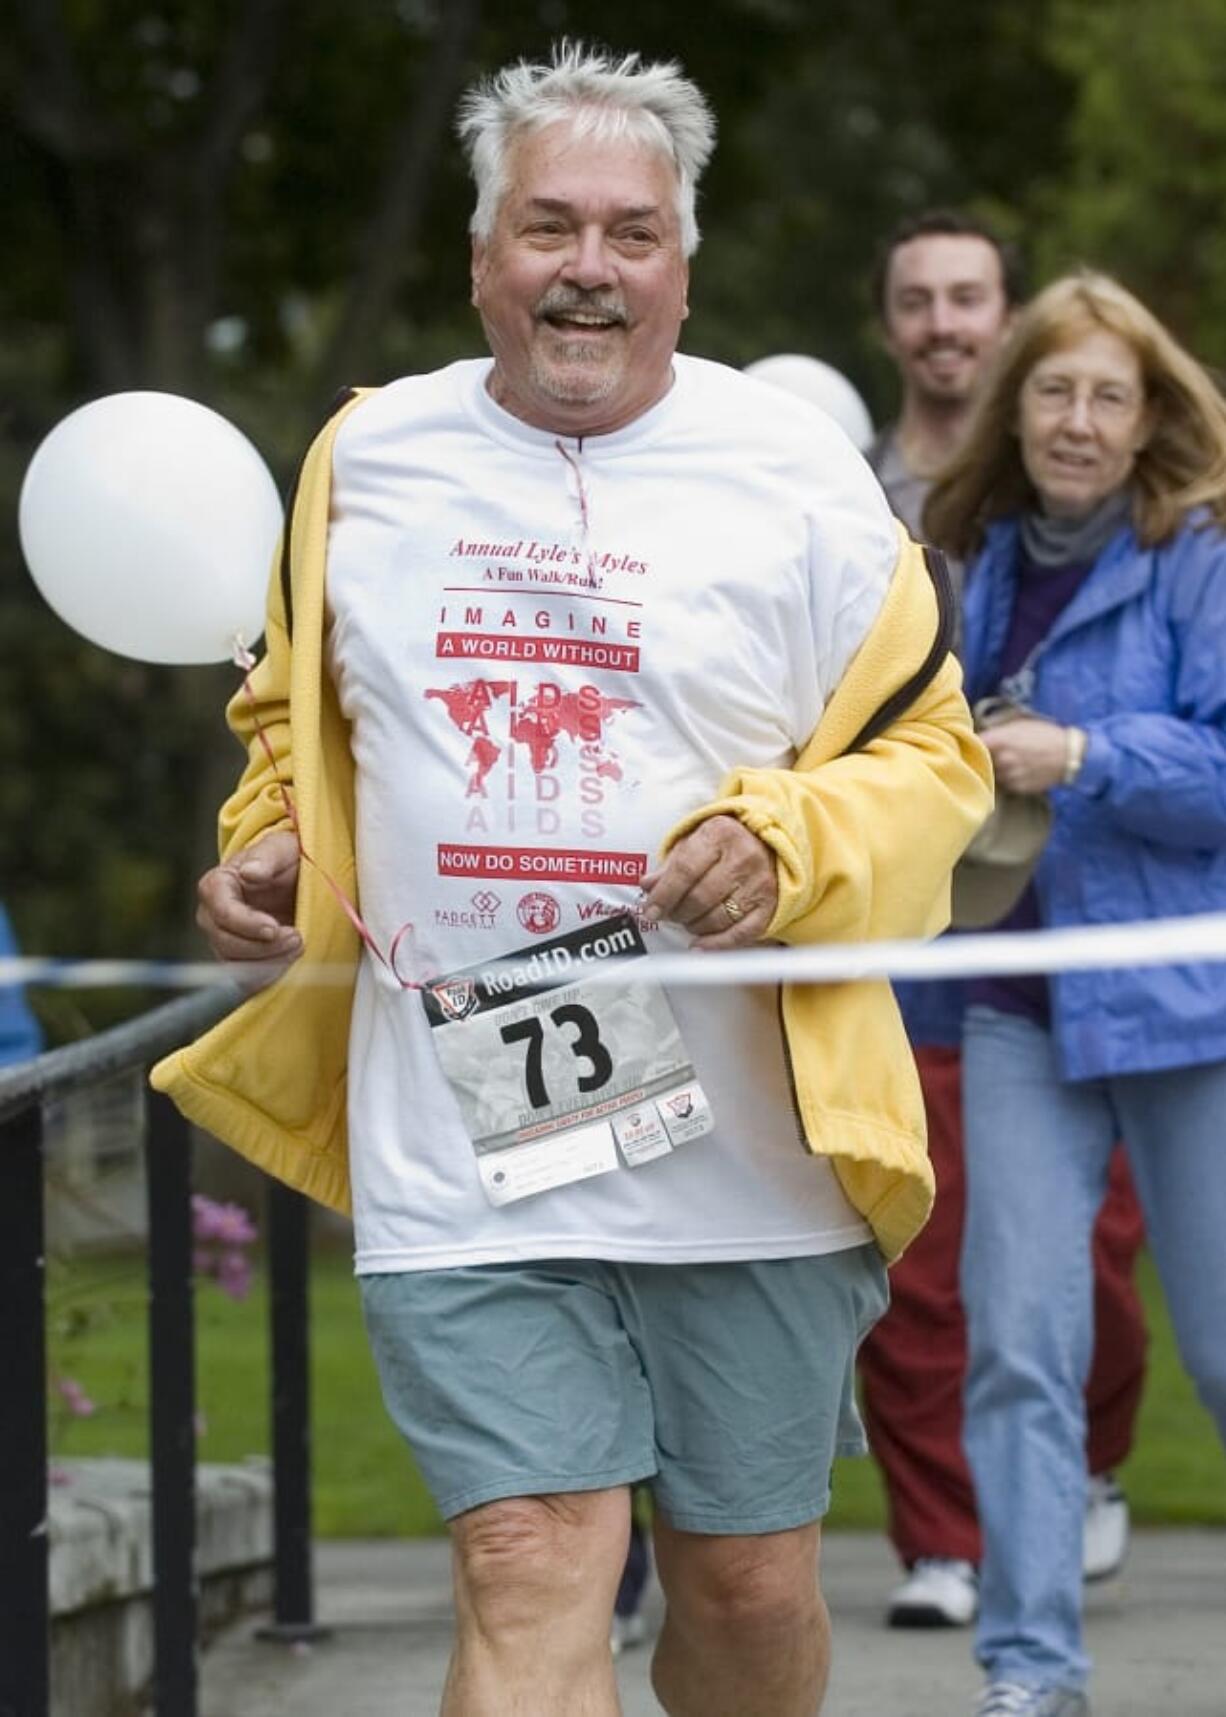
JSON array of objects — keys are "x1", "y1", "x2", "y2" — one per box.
[
  {"x1": 868, "y1": 210, "x2": 1025, "y2": 552},
  {"x1": 861, "y1": 213, "x2": 1146, "y2": 1630},
  {"x1": 925, "y1": 270, "x2": 1226, "y2": 1717},
  {"x1": 0, "y1": 901, "x2": 42, "y2": 1068},
  {"x1": 610, "y1": 1497, "x2": 651, "y2": 1657}
]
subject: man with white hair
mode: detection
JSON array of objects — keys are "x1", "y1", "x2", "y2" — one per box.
[{"x1": 157, "y1": 44, "x2": 990, "y2": 1715}]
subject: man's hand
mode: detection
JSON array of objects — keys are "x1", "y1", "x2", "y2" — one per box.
[
  {"x1": 196, "y1": 831, "x2": 303, "y2": 987},
  {"x1": 640, "y1": 814, "x2": 778, "y2": 950},
  {"x1": 981, "y1": 718, "x2": 1070, "y2": 795}
]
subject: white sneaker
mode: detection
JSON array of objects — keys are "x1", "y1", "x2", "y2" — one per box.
[
  {"x1": 1083, "y1": 1473, "x2": 1129, "y2": 1581},
  {"x1": 973, "y1": 1682, "x2": 1089, "y2": 1715},
  {"x1": 610, "y1": 1610, "x2": 648, "y2": 1656},
  {"x1": 887, "y1": 1556, "x2": 978, "y2": 1627}
]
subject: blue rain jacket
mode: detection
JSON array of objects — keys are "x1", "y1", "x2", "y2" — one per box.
[{"x1": 903, "y1": 511, "x2": 1226, "y2": 1081}]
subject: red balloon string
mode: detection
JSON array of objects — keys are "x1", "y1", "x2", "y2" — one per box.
[{"x1": 232, "y1": 641, "x2": 421, "y2": 991}]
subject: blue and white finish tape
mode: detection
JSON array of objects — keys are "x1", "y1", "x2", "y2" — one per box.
[{"x1": 2, "y1": 910, "x2": 1224, "y2": 990}]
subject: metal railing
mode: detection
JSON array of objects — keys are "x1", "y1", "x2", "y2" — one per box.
[{"x1": 0, "y1": 988, "x2": 327, "y2": 1716}]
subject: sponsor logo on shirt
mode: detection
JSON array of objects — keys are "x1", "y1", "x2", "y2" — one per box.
[
  {"x1": 576, "y1": 898, "x2": 659, "y2": 932},
  {"x1": 428, "y1": 977, "x2": 479, "y2": 1022},
  {"x1": 433, "y1": 891, "x2": 503, "y2": 932},
  {"x1": 516, "y1": 892, "x2": 561, "y2": 935}
]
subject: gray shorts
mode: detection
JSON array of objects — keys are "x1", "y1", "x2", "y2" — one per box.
[{"x1": 359, "y1": 1245, "x2": 888, "y2": 1534}]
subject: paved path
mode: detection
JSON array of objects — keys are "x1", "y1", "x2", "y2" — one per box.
[{"x1": 201, "y1": 1530, "x2": 1225, "y2": 1715}]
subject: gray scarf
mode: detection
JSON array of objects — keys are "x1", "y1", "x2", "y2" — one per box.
[{"x1": 1020, "y1": 488, "x2": 1132, "y2": 570}]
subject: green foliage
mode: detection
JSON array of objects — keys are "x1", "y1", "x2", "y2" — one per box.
[
  {"x1": 687, "y1": 2, "x2": 1071, "y2": 416},
  {"x1": 49, "y1": 1240, "x2": 440, "y2": 1536},
  {"x1": 0, "y1": 598, "x2": 234, "y2": 982},
  {"x1": 1033, "y1": 0, "x2": 1226, "y2": 361}
]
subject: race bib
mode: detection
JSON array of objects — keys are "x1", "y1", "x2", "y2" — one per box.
[{"x1": 422, "y1": 914, "x2": 713, "y2": 1206}]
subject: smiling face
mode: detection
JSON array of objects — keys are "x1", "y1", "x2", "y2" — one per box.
[
  {"x1": 470, "y1": 121, "x2": 690, "y2": 437},
  {"x1": 1019, "y1": 327, "x2": 1151, "y2": 518},
  {"x1": 883, "y1": 233, "x2": 1012, "y2": 408}
]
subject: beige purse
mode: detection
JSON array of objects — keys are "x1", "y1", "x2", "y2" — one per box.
[{"x1": 950, "y1": 697, "x2": 1053, "y2": 930}]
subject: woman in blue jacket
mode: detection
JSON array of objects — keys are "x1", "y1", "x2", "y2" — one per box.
[{"x1": 924, "y1": 272, "x2": 1226, "y2": 1717}]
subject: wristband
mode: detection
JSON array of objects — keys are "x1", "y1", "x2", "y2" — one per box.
[{"x1": 1063, "y1": 726, "x2": 1088, "y2": 786}]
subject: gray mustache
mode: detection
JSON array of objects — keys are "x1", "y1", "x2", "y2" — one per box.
[{"x1": 534, "y1": 290, "x2": 628, "y2": 326}]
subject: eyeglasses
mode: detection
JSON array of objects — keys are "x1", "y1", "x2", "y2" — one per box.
[{"x1": 1025, "y1": 375, "x2": 1142, "y2": 421}]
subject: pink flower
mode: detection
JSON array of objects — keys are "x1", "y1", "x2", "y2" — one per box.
[
  {"x1": 215, "y1": 1203, "x2": 258, "y2": 1246},
  {"x1": 191, "y1": 1195, "x2": 258, "y2": 1247},
  {"x1": 190, "y1": 1194, "x2": 224, "y2": 1241},
  {"x1": 216, "y1": 1249, "x2": 253, "y2": 1302},
  {"x1": 55, "y1": 1376, "x2": 96, "y2": 1418},
  {"x1": 192, "y1": 1196, "x2": 258, "y2": 1298}
]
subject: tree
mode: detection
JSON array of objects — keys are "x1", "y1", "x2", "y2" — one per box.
[
  {"x1": 684, "y1": 0, "x2": 1073, "y2": 416},
  {"x1": 1032, "y1": 0, "x2": 1226, "y2": 364}
]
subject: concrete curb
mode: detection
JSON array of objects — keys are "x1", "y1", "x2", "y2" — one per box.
[{"x1": 50, "y1": 1457, "x2": 273, "y2": 1717}]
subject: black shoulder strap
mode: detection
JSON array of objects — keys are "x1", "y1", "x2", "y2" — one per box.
[
  {"x1": 841, "y1": 545, "x2": 957, "y2": 755},
  {"x1": 280, "y1": 386, "x2": 360, "y2": 640}
]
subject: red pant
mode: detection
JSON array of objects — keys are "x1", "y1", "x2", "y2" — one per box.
[{"x1": 858, "y1": 1044, "x2": 1148, "y2": 1565}]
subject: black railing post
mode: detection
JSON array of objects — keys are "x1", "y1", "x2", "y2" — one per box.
[
  {"x1": 0, "y1": 1103, "x2": 50, "y2": 1717},
  {"x1": 0, "y1": 990, "x2": 239, "y2": 1715},
  {"x1": 145, "y1": 1090, "x2": 199, "y2": 1716},
  {"x1": 256, "y1": 1180, "x2": 328, "y2": 1643}
]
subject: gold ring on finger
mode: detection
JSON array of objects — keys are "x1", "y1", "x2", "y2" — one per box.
[{"x1": 722, "y1": 895, "x2": 745, "y2": 925}]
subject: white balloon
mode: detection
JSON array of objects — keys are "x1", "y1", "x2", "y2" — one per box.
[
  {"x1": 18, "y1": 391, "x2": 282, "y2": 665},
  {"x1": 744, "y1": 354, "x2": 876, "y2": 453}
]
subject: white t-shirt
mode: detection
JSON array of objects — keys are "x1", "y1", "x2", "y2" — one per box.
[{"x1": 326, "y1": 354, "x2": 898, "y2": 1272}]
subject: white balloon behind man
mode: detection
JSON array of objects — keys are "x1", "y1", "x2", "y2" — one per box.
[
  {"x1": 744, "y1": 353, "x2": 875, "y2": 453},
  {"x1": 18, "y1": 391, "x2": 282, "y2": 665}
]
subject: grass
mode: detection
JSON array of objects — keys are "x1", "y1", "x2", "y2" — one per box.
[
  {"x1": 48, "y1": 1243, "x2": 1224, "y2": 1537},
  {"x1": 48, "y1": 1238, "x2": 440, "y2": 1538}
]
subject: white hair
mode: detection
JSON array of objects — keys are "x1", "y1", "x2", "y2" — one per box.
[{"x1": 457, "y1": 41, "x2": 716, "y2": 257}]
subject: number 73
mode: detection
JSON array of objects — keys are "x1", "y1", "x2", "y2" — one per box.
[{"x1": 499, "y1": 1003, "x2": 614, "y2": 1109}]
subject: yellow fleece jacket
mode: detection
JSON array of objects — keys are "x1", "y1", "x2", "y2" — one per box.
[{"x1": 152, "y1": 389, "x2": 991, "y2": 1261}]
